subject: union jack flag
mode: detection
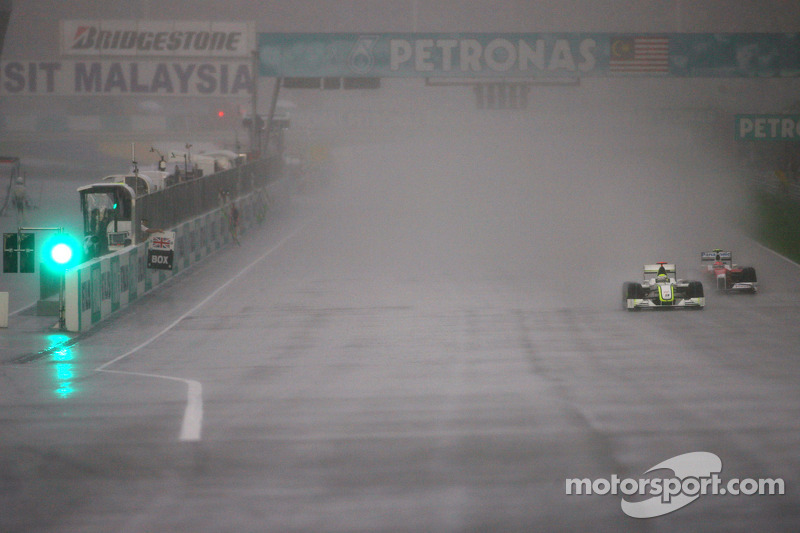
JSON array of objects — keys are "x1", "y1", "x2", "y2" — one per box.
[{"x1": 151, "y1": 236, "x2": 172, "y2": 250}]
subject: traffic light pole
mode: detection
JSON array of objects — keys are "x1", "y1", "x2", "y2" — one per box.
[
  {"x1": 264, "y1": 76, "x2": 282, "y2": 155},
  {"x1": 57, "y1": 252, "x2": 65, "y2": 330},
  {"x1": 250, "y1": 49, "x2": 259, "y2": 155},
  {"x1": 19, "y1": 226, "x2": 68, "y2": 330}
]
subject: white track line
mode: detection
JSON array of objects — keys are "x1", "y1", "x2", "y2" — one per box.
[
  {"x1": 9, "y1": 303, "x2": 36, "y2": 317},
  {"x1": 94, "y1": 220, "x2": 309, "y2": 441},
  {"x1": 97, "y1": 369, "x2": 204, "y2": 441},
  {"x1": 748, "y1": 238, "x2": 800, "y2": 269}
]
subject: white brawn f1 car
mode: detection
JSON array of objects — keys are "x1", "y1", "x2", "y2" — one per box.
[{"x1": 622, "y1": 263, "x2": 705, "y2": 311}]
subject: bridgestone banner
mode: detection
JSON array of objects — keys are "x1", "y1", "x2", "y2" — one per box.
[{"x1": 61, "y1": 20, "x2": 254, "y2": 58}]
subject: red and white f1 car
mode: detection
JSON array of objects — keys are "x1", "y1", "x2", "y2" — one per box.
[{"x1": 700, "y1": 249, "x2": 757, "y2": 293}]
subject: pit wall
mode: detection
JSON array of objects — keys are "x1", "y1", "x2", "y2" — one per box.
[{"x1": 63, "y1": 183, "x2": 284, "y2": 332}]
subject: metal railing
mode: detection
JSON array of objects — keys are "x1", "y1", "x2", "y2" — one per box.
[{"x1": 135, "y1": 156, "x2": 281, "y2": 240}]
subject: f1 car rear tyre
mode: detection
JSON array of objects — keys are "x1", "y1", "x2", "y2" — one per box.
[
  {"x1": 740, "y1": 267, "x2": 757, "y2": 283},
  {"x1": 686, "y1": 281, "x2": 704, "y2": 298}
]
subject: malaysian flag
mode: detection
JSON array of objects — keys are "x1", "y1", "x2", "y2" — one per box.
[{"x1": 609, "y1": 36, "x2": 670, "y2": 74}]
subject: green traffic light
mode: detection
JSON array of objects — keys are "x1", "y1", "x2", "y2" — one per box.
[
  {"x1": 51, "y1": 243, "x2": 73, "y2": 264},
  {"x1": 42, "y1": 233, "x2": 82, "y2": 271}
]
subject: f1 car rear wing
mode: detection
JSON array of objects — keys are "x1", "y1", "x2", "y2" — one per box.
[
  {"x1": 701, "y1": 250, "x2": 732, "y2": 263},
  {"x1": 644, "y1": 264, "x2": 676, "y2": 274}
]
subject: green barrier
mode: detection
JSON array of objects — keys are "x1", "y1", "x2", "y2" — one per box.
[
  {"x1": 63, "y1": 182, "x2": 286, "y2": 332},
  {"x1": 752, "y1": 190, "x2": 800, "y2": 263}
]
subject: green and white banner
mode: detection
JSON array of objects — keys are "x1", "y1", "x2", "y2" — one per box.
[
  {"x1": 736, "y1": 115, "x2": 800, "y2": 141},
  {"x1": 257, "y1": 33, "x2": 800, "y2": 78}
]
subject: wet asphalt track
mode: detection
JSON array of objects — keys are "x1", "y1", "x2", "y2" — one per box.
[{"x1": 2, "y1": 139, "x2": 800, "y2": 532}]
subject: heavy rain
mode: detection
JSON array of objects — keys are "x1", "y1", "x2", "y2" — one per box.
[{"x1": 1, "y1": 2, "x2": 800, "y2": 531}]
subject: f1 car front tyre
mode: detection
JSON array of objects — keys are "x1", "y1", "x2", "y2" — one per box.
[{"x1": 622, "y1": 282, "x2": 644, "y2": 311}]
